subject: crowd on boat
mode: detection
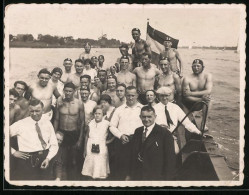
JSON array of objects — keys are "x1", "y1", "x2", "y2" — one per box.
[{"x1": 9, "y1": 28, "x2": 213, "y2": 181}]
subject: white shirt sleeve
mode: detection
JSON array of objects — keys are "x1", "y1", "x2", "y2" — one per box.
[
  {"x1": 10, "y1": 121, "x2": 21, "y2": 137},
  {"x1": 46, "y1": 123, "x2": 59, "y2": 160},
  {"x1": 177, "y1": 106, "x2": 201, "y2": 134},
  {"x1": 109, "y1": 108, "x2": 122, "y2": 139}
]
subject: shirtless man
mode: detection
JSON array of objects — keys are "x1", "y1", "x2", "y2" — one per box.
[
  {"x1": 9, "y1": 89, "x2": 21, "y2": 125},
  {"x1": 53, "y1": 82, "x2": 85, "y2": 180},
  {"x1": 97, "y1": 70, "x2": 108, "y2": 93},
  {"x1": 133, "y1": 53, "x2": 161, "y2": 105},
  {"x1": 13, "y1": 81, "x2": 29, "y2": 120},
  {"x1": 115, "y1": 43, "x2": 133, "y2": 71},
  {"x1": 91, "y1": 56, "x2": 98, "y2": 70},
  {"x1": 27, "y1": 68, "x2": 60, "y2": 120},
  {"x1": 155, "y1": 57, "x2": 182, "y2": 104},
  {"x1": 79, "y1": 42, "x2": 93, "y2": 61},
  {"x1": 182, "y1": 59, "x2": 213, "y2": 129},
  {"x1": 67, "y1": 59, "x2": 84, "y2": 89},
  {"x1": 80, "y1": 86, "x2": 97, "y2": 125},
  {"x1": 61, "y1": 58, "x2": 73, "y2": 84},
  {"x1": 131, "y1": 28, "x2": 151, "y2": 68},
  {"x1": 116, "y1": 83, "x2": 126, "y2": 107},
  {"x1": 102, "y1": 76, "x2": 121, "y2": 108},
  {"x1": 159, "y1": 37, "x2": 183, "y2": 77},
  {"x1": 117, "y1": 56, "x2": 136, "y2": 87},
  {"x1": 74, "y1": 75, "x2": 99, "y2": 102}
]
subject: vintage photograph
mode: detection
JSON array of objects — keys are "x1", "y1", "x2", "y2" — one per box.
[{"x1": 4, "y1": 4, "x2": 245, "y2": 187}]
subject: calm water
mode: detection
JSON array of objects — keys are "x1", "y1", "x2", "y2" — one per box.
[{"x1": 9, "y1": 48, "x2": 241, "y2": 170}]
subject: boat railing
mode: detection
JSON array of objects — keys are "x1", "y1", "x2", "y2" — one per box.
[{"x1": 172, "y1": 101, "x2": 209, "y2": 137}]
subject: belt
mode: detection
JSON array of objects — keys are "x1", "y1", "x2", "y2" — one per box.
[{"x1": 23, "y1": 149, "x2": 49, "y2": 168}]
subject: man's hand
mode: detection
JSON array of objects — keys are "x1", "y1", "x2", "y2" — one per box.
[
  {"x1": 202, "y1": 95, "x2": 211, "y2": 103},
  {"x1": 83, "y1": 149, "x2": 87, "y2": 159},
  {"x1": 120, "y1": 134, "x2": 129, "y2": 144},
  {"x1": 73, "y1": 140, "x2": 82, "y2": 150},
  {"x1": 183, "y1": 88, "x2": 192, "y2": 97},
  {"x1": 12, "y1": 151, "x2": 30, "y2": 160},
  {"x1": 40, "y1": 158, "x2": 50, "y2": 169}
]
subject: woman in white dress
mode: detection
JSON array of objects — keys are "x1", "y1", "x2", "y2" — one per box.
[{"x1": 82, "y1": 105, "x2": 111, "y2": 179}]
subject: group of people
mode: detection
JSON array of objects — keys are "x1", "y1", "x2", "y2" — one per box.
[{"x1": 9, "y1": 28, "x2": 213, "y2": 181}]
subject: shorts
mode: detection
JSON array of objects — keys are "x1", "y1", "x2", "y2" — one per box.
[{"x1": 59, "y1": 129, "x2": 79, "y2": 147}]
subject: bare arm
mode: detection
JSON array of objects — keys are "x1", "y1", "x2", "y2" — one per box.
[
  {"x1": 53, "y1": 100, "x2": 60, "y2": 132},
  {"x1": 90, "y1": 92, "x2": 99, "y2": 103},
  {"x1": 53, "y1": 87, "x2": 61, "y2": 99},
  {"x1": 173, "y1": 73, "x2": 182, "y2": 104},
  {"x1": 132, "y1": 74, "x2": 137, "y2": 87},
  {"x1": 175, "y1": 50, "x2": 183, "y2": 75},
  {"x1": 188, "y1": 74, "x2": 213, "y2": 97},
  {"x1": 145, "y1": 41, "x2": 151, "y2": 55},
  {"x1": 182, "y1": 77, "x2": 202, "y2": 102},
  {"x1": 78, "y1": 102, "x2": 85, "y2": 144}
]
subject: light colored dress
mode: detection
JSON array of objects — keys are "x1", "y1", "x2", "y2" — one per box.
[{"x1": 82, "y1": 119, "x2": 110, "y2": 179}]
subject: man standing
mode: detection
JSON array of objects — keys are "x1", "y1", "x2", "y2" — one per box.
[
  {"x1": 79, "y1": 42, "x2": 94, "y2": 61},
  {"x1": 10, "y1": 99, "x2": 58, "y2": 180},
  {"x1": 110, "y1": 86, "x2": 143, "y2": 180},
  {"x1": 97, "y1": 70, "x2": 108, "y2": 93},
  {"x1": 182, "y1": 59, "x2": 213, "y2": 129},
  {"x1": 155, "y1": 57, "x2": 182, "y2": 104},
  {"x1": 131, "y1": 28, "x2": 151, "y2": 68},
  {"x1": 53, "y1": 82, "x2": 85, "y2": 180},
  {"x1": 60, "y1": 58, "x2": 74, "y2": 84},
  {"x1": 133, "y1": 53, "x2": 161, "y2": 105},
  {"x1": 67, "y1": 59, "x2": 84, "y2": 89},
  {"x1": 128, "y1": 106, "x2": 176, "y2": 180},
  {"x1": 159, "y1": 37, "x2": 183, "y2": 77},
  {"x1": 154, "y1": 87, "x2": 201, "y2": 153},
  {"x1": 27, "y1": 68, "x2": 60, "y2": 120},
  {"x1": 13, "y1": 81, "x2": 29, "y2": 120},
  {"x1": 117, "y1": 56, "x2": 136, "y2": 87},
  {"x1": 9, "y1": 89, "x2": 21, "y2": 125}
]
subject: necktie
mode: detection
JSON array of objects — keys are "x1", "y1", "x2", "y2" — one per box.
[
  {"x1": 165, "y1": 106, "x2": 173, "y2": 126},
  {"x1": 35, "y1": 122, "x2": 47, "y2": 150},
  {"x1": 142, "y1": 127, "x2": 148, "y2": 143}
]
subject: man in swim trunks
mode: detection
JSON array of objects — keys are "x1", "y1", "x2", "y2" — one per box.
[
  {"x1": 60, "y1": 58, "x2": 74, "y2": 84},
  {"x1": 182, "y1": 59, "x2": 213, "y2": 130},
  {"x1": 131, "y1": 28, "x2": 151, "y2": 68},
  {"x1": 53, "y1": 82, "x2": 85, "y2": 180},
  {"x1": 155, "y1": 57, "x2": 182, "y2": 105},
  {"x1": 117, "y1": 56, "x2": 136, "y2": 87},
  {"x1": 133, "y1": 53, "x2": 161, "y2": 105},
  {"x1": 97, "y1": 70, "x2": 108, "y2": 93},
  {"x1": 67, "y1": 59, "x2": 84, "y2": 89},
  {"x1": 26, "y1": 68, "x2": 60, "y2": 120},
  {"x1": 13, "y1": 80, "x2": 30, "y2": 120},
  {"x1": 159, "y1": 37, "x2": 183, "y2": 77}
]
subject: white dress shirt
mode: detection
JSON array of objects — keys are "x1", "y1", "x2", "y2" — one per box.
[
  {"x1": 110, "y1": 102, "x2": 143, "y2": 139},
  {"x1": 154, "y1": 102, "x2": 200, "y2": 134},
  {"x1": 143, "y1": 123, "x2": 156, "y2": 138},
  {"x1": 10, "y1": 115, "x2": 59, "y2": 160}
]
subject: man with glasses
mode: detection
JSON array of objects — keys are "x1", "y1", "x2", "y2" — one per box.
[
  {"x1": 26, "y1": 68, "x2": 60, "y2": 120},
  {"x1": 154, "y1": 87, "x2": 201, "y2": 153}
]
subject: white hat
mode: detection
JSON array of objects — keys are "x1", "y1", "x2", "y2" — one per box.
[{"x1": 156, "y1": 87, "x2": 172, "y2": 94}]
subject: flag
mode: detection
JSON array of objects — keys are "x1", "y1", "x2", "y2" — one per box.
[{"x1": 146, "y1": 23, "x2": 179, "y2": 65}]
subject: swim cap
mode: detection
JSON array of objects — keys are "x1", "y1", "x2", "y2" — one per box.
[
  {"x1": 51, "y1": 67, "x2": 63, "y2": 76},
  {"x1": 64, "y1": 58, "x2": 72, "y2": 62},
  {"x1": 156, "y1": 87, "x2": 172, "y2": 95},
  {"x1": 164, "y1": 37, "x2": 172, "y2": 42},
  {"x1": 132, "y1": 28, "x2": 141, "y2": 33},
  {"x1": 159, "y1": 56, "x2": 170, "y2": 62},
  {"x1": 192, "y1": 59, "x2": 204, "y2": 66}
]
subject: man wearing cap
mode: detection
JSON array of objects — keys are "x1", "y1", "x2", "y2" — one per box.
[
  {"x1": 154, "y1": 87, "x2": 201, "y2": 153},
  {"x1": 26, "y1": 68, "x2": 61, "y2": 121},
  {"x1": 133, "y1": 53, "x2": 161, "y2": 105},
  {"x1": 115, "y1": 43, "x2": 133, "y2": 71},
  {"x1": 10, "y1": 99, "x2": 58, "y2": 180},
  {"x1": 79, "y1": 42, "x2": 94, "y2": 61},
  {"x1": 53, "y1": 82, "x2": 85, "y2": 180},
  {"x1": 67, "y1": 59, "x2": 84, "y2": 89},
  {"x1": 61, "y1": 58, "x2": 74, "y2": 84},
  {"x1": 117, "y1": 56, "x2": 136, "y2": 88},
  {"x1": 159, "y1": 37, "x2": 183, "y2": 77},
  {"x1": 131, "y1": 28, "x2": 151, "y2": 68},
  {"x1": 110, "y1": 86, "x2": 143, "y2": 180},
  {"x1": 155, "y1": 57, "x2": 182, "y2": 104},
  {"x1": 182, "y1": 59, "x2": 213, "y2": 129}
]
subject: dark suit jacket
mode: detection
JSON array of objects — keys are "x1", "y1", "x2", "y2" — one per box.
[{"x1": 129, "y1": 123, "x2": 176, "y2": 180}]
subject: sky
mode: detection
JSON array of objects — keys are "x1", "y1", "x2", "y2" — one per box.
[{"x1": 5, "y1": 4, "x2": 244, "y2": 47}]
